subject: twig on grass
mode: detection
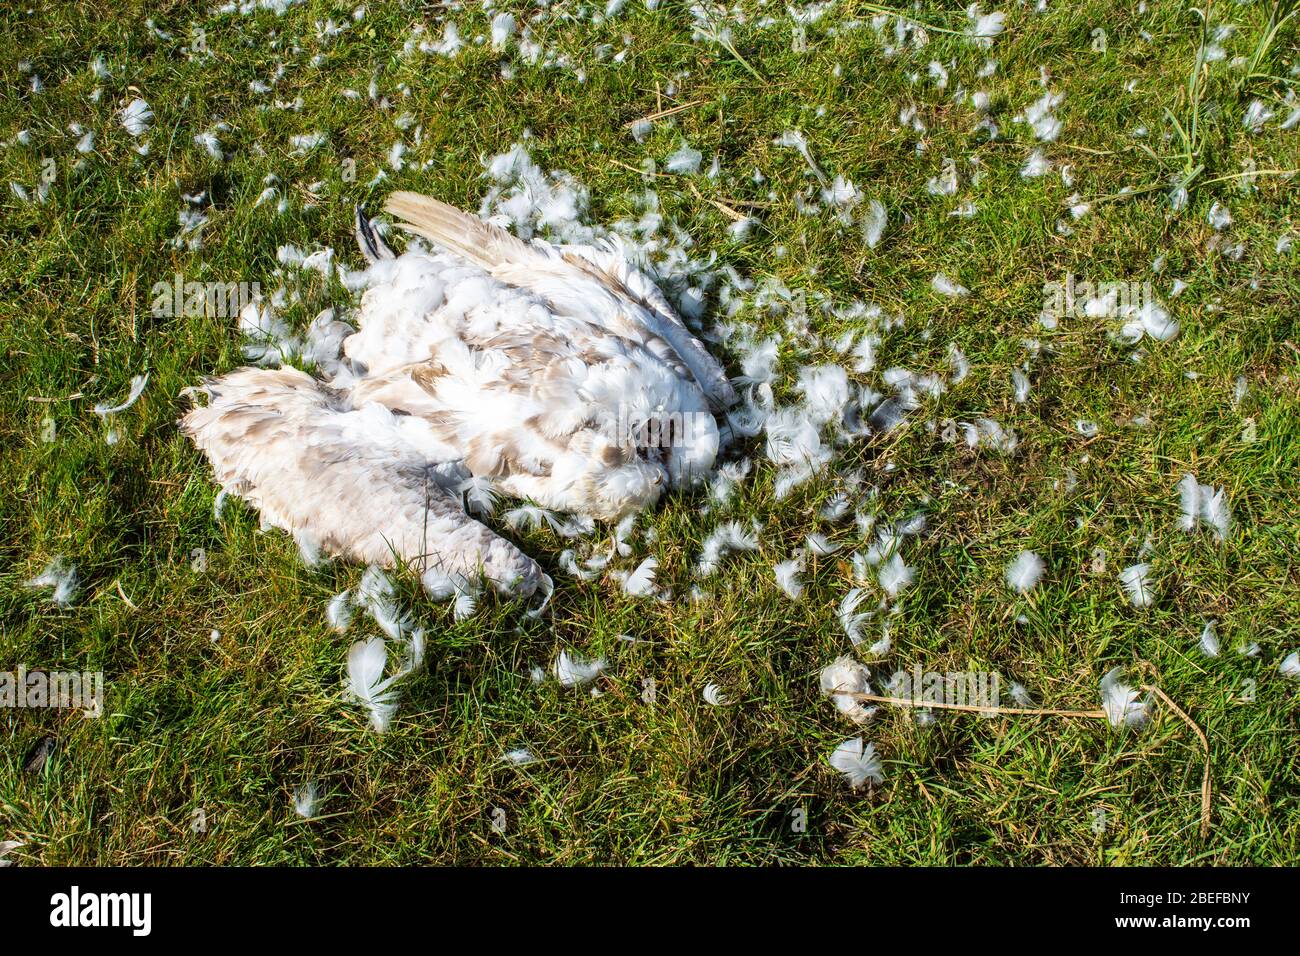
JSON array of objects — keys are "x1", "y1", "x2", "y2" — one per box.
[
  {"x1": 832, "y1": 690, "x2": 1104, "y2": 718},
  {"x1": 1142, "y1": 684, "x2": 1212, "y2": 840},
  {"x1": 835, "y1": 681, "x2": 1213, "y2": 838},
  {"x1": 622, "y1": 100, "x2": 702, "y2": 128}
]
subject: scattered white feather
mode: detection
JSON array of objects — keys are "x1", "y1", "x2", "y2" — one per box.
[
  {"x1": 931, "y1": 272, "x2": 969, "y2": 297},
  {"x1": 24, "y1": 556, "x2": 79, "y2": 606},
  {"x1": 702, "y1": 683, "x2": 728, "y2": 706},
  {"x1": 806, "y1": 532, "x2": 840, "y2": 557},
  {"x1": 326, "y1": 590, "x2": 354, "y2": 632},
  {"x1": 453, "y1": 587, "x2": 478, "y2": 621},
  {"x1": 1017, "y1": 89, "x2": 1064, "y2": 141},
  {"x1": 795, "y1": 364, "x2": 850, "y2": 425},
  {"x1": 664, "y1": 143, "x2": 703, "y2": 174},
  {"x1": 1005, "y1": 550, "x2": 1045, "y2": 593},
  {"x1": 289, "y1": 131, "x2": 327, "y2": 154},
  {"x1": 819, "y1": 493, "x2": 851, "y2": 522},
  {"x1": 1119, "y1": 562, "x2": 1156, "y2": 608},
  {"x1": 774, "y1": 129, "x2": 827, "y2": 184},
  {"x1": 862, "y1": 199, "x2": 887, "y2": 248},
  {"x1": 829, "y1": 737, "x2": 884, "y2": 788},
  {"x1": 1207, "y1": 202, "x2": 1232, "y2": 231},
  {"x1": 293, "y1": 782, "x2": 319, "y2": 818},
  {"x1": 1198, "y1": 620, "x2": 1220, "y2": 658},
  {"x1": 1278, "y1": 652, "x2": 1300, "y2": 678},
  {"x1": 93, "y1": 373, "x2": 148, "y2": 417},
  {"x1": 1243, "y1": 98, "x2": 1273, "y2": 133},
  {"x1": 490, "y1": 12, "x2": 517, "y2": 50},
  {"x1": 773, "y1": 554, "x2": 805, "y2": 600},
  {"x1": 119, "y1": 98, "x2": 153, "y2": 136},
  {"x1": 877, "y1": 553, "x2": 914, "y2": 597},
  {"x1": 619, "y1": 556, "x2": 660, "y2": 598},
  {"x1": 1100, "y1": 666, "x2": 1151, "y2": 729},
  {"x1": 820, "y1": 655, "x2": 876, "y2": 725},
  {"x1": 1021, "y1": 149, "x2": 1050, "y2": 178},
  {"x1": 967, "y1": 7, "x2": 1006, "y2": 43},
  {"x1": 947, "y1": 344, "x2": 971, "y2": 383},
  {"x1": 555, "y1": 650, "x2": 607, "y2": 687},
  {"x1": 1011, "y1": 368, "x2": 1031, "y2": 403},
  {"x1": 346, "y1": 637, "x2": 401, "y2": 732},
  {"x1": 193, "y1": 130, "x2": 224, "y2": 160},
  {"x1": 838, "y1": 588, "x2": 874, "y2": 645},
  {"x1": 926, "y1": 159, "x2": 959, "y2": 196},
  {"x1": 696, "y1": 521, "x2": 760, "y2": 576},
  {"x1": 1176, "y1": 474, "x2": 1231, "y2": 541},
  {"x1": 501, "y1": 747, "x2": 538, "y2": 766}
]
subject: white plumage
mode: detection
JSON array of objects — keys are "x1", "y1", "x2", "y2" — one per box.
[
  {"x1": 346, "y1": 637, "x2": 402, "y2": 732},
  {"x1": 820, "y1": 655, "x2": 876, "y2": 725},
  {"x1": 829, "y1": 737, "x2": 885, "y2": 788},
  {"x1": 1099, "y1": 666, "x2": 1151, "y2": 730},
  {"x1": 554, "y1": 649, "x2": 607, "y2": 687},
  {"x1": 1005, "y1": 549, "x2": 1045, "y2": 593},
  {"x1": 182, "y1": 193, "x2": 734, "y2": 600}
]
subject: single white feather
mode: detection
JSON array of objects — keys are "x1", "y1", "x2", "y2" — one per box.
[
  {"x1": 555, "y1": 650, "x2": 607, "y2": 687},
  {"x1": 696, "y1": 520, "x2": 760, "y2": 576},
  {"x1": 773, "y1": 554, "x2": 805, "y2": 600},
  {"x1": 664, "y1": 142, "x2": 703, "y2": 174},
  {"x1": 24, "y1": 557, "x2": 79, "y2": 607},
  {"x1": 862, "y1": 199, "x2": 887, "y2": 248},
  {"x1": 838, "y1": 588, "x2": 873, "y2": 645},
  {"x1": 620, "y1": 556, "x2": 660, "y2": 598},
  {"x1": 1009, "y1": 682, "x2": 1034, "y2": 708},
  {"x1": 1176, "y1": 474, "x2": 1231, "y2": 541},
  {"x1": 806, "y1": 532, "x2": 840, "y2": 557},
  {"x1": 346, "y1": 637, "x2": 401, "y2": 732},
  {"x1": 119, "y1": 97, "x2": 153, "y2": 136},
  {"x1": 1011, "y1": 368, "x2": 1031, "y2": 403},
  {"x1": 1100, "y1": 666, "x2": 1150, "y2": 729},
  {"x1": 829, "y1": 737, "x2": 884, "y2": 788},
  {"x1": 1198, "y1": 620, "x2": 1220, "y2": 658},
  {"x1": 93, "y1": 373, "x2": 149, "y2": 417},
  {"x1": 453, "y1": 587, "x2": 478, "y2": 621},
  {"x1": 1176, "y1": 473, "x2": 1202, "y2": 531},
  {"x1": 1005, "y1": 550, "x2": 1045, "y2": 593},
  {"x1": 326, "y1": 589, "x2": 354, "y2": 632},
  {"x1": 1278, "y1": 651, "x2": 1300, "y2": 678},
  {"x1": 877, "y1": 553, "x2": 915, "y2": 597},
  {"x1": 1020, "y1": 149, "x2": 1050, "y2": 178},
  {"x1": 1119, "y1": 562, "x2": 1156, "y2": 608},
  {"x1": 931, "y1": 272, "x2": 969, "y2": 298},
  {"x1": 820, "y1": 655, "x2": 876, "y2": 725},
  {"x1": 293, "y1": 781, "x2": 319, "y2": 818}
]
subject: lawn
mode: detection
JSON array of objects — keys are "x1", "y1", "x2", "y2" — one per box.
[{"x1": 1, "y1": 0, "x2": 1297, "y2": 865}]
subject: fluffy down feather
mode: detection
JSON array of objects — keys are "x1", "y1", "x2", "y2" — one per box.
[{"x1": 829, "y1": 737, "x2": 885, "y2": 788}]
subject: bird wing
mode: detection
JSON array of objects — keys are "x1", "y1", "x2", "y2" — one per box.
[
  {"x1": 383, "y1": 191, "x2": 733, "y2": 408},
  {"x1": 181, "y1": 366, "x2": 543, "y2": 595}
]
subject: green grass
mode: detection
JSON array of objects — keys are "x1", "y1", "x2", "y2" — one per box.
[{"x1": 1, "y1": 0, "x2": 1298, "y2": 865}]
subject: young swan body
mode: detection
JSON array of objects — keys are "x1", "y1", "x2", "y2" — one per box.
[{"x1": 182, "y1": 193, "x2": 734, "y2": 598}]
